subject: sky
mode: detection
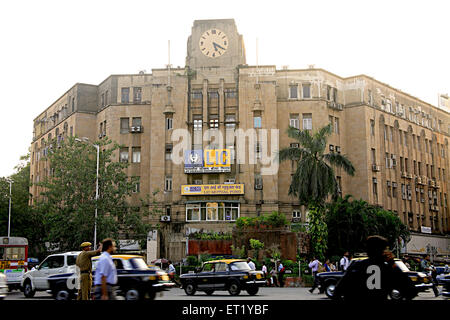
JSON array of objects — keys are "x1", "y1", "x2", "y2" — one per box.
[{"x1": 0, "y1": 0, "x2": 449, "y2": 177}]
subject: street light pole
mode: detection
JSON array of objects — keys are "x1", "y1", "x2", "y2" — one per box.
[
  {"x1": 75, "y1": 137, "x2": 100, "y2": 248},
  {"x1": 94, "y1": 144, "x2": 99, "y2": 248},
  {"x1": 7, "y1": 180, "x2": 12, "y2": 237}
]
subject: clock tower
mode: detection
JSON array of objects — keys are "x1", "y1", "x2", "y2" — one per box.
[{"x1": 186, "y1": 19, "x2": 246, "y2": 70}]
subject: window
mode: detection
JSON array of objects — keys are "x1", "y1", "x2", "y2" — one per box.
[
  {"x1": 290, "y1": 114, "x2": 299, "y2": 129},
  {"x1": 404, "y1": 132, "x2": 408, "y2": 146},
  {"x1": 119, "y1": 148, "x2": 129, "y2": 163},
  {"x1": 121, "y1": 88, "x2": 130, "y2": 103},
  {"x1": 132, "y1": 117, "x2": 142, "y2": 127},
  {"x1": 302, "y1": 113, "x2": 312, "y2": 130},
  {"x1": 209, "y1": 116, "x2": 219, "y2": 129},
  {"x1": 133, "y1": 87, "x2": 142, "y2": 103},
  {"x1": 384, "y1": 125, "x2": 387, "y2": 140},
  {"x1": 370, "y1": 120, "x2": 375, "y2": 136},
  {"x1": 255, "y1": 173, "x2": 263, "y2": 190},
  {"x1": 392, "y1": 183, "x2": 397, "y2": 198},
  {"x1": 166, "y1": 116, "x2": 173, "y2": 130},
  {"x1": 208, "y1": 174, "x2": 219, "y2": 184},
  {"x1": 165, "y1": 145, "x2": 172, "y2": 160},
  {"x1": 399, "y1": 130, "x2": 403, "y2": 145},
  {"x1": 371, "y1": 148, "x2": 376, "y2": 165},
  {"x1": 368, "y1": 90, "x2": 373, "y2": 105},
  {"x1": 133, "y1": 178, "x2": 140, "y2": 193},
  {"x1": 120, "y1": 118, "x2": 129, "y2": 134},
  {"x1": 132, "y1": 147, "x2": 141, "y2": 163},
  {"x1": 225, "y1": 89, "x2": 237, "y2": 99},
  {"x1": 387, "y1": 181, "x2": 391, "y2": 197},
  {"x1": 292, "y1": 211, "x2": 301, "y2": 219},
  {"x1": 101, "y1": 93, "x2": 105, "y2": 107},
  {"x1": 255, "y1": 142, "x2": 262, "y2": 159},
  {"x1": 165, "y1": 176, "x2": 172, "y2": 191},
  {"x1": 302, "y1": 83, "x2": 311, "y2": 99},
  {"x1": 72, "y1": 97, "x2": 75, "y2": 112},
  {"x1": 225, "y1": 115, "x2": 236, "y2": 131},
  {"x1": 193, "y1": 118, "x2": 202, "y2": 131},
  {"x1": 329, "y1": 116, "x2": 334, "y2": 132},
  {"x1": 191, "y1": 91, "x2": 202, "y2": 100},
  {"x1": 334, "y1": 117, "x2": 340, "y2": 134},
  {"x1": 373, "y1": 178, "x2": 378, "y2": 199},
  {"x1": 186, "y1": 202, "x2": 240, "y2": 222},
  {"x1": 289, "y1": 85, "x2": 298, "y2": 99},
  {"x1": 254, "y1": 114, "x2": 262, "y2": 128},
  {"x1": 70, "y1": 126, "x2": 73, "y2": 137}
]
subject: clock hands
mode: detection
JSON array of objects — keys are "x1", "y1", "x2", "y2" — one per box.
[{"x1": 212, "y1": 42, "x2": 226, "y2": 51}]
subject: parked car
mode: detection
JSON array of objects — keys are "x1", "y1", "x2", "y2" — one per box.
[
  {"x1": 440, "y1": 275, "x2": 450, "y2": 297},
  {"x1": 21, "y1": 251, "x2": 80, "y2": 298},
  {"x1": 316, "y1": 257, "x2": 433, "y2": 300},
  {"x1": 435, "y1": 266, "x2": 450, "y2": 285},
  {"x1": 179, "y1": 259, "x2": 265, "y2": 296},
  {"x1": 48, "y1": 254, "x2": 174, "y2": 300},
  {"x1": 0, "y1": 273, "x2": 7, "y2": 300}
]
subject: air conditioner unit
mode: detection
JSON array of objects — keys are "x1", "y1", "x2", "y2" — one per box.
[
  {"x1": 408, "y1": 196, "x2": 412, "y2": 200},
  {"x1": 337, "y1": 104, "x2": 343, "y2": 110},
  {"x1": 421, "y1": 199, "x2": 425, "y2": 203},
  {"x1": 292, "y1": 218, "x2": 301, "y2": 223},
  {"x1": 373, "y1": 178, "x2": 378, "y2": 183},
  {"x1": 98, "y1": 133, "x2": 103, "y2": 139},
  {"x1": 392, "y1": 182, "x2": 397, "y2": 187},
  {"x1": 329, "y1": 145, "x2": 334, "y2": 151},
  {"x1": 255, "y1": 184, "x2": 263, "y2": 190},
  {"x1": 130, "y1": 126, "x2": 143, "y2": 133},
  {"x1": 372, "y1": 165, "x2": 381, "y2": 172},
  {"x1": 160, "y1": 215, "x2": 171, "y2": 222},
  {"x1": 336, "y1": 146, "x2": 341, "y2": 153},
  {"x1": 224, "y1": 179, "x2": 236, "y2": 184}
]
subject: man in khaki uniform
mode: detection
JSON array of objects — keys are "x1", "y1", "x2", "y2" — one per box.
[{"x1": 76, "y1": 242, "x2": 101, "y2": 300}]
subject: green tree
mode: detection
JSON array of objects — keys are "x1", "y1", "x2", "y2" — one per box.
[
  {"x1": 326, "y1": 195, "x2": 410, "y2": 256},
  {"x1": 34, "y1": 136, "x2": 154, "y2": 252},
  {"x1": 278, "y1": 124, "x2": 355, "y2": 260}
]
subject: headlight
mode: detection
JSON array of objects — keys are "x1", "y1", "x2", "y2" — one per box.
[
  {"x1": 423, "y1": 278, "x2": 429, "y2": 283},
  {"x1": 160, "y1": 275, "x2": 169, "y2": 281},
  {"x1": 410, "y1": 276, "x2": 418, "y2": 282},
  {"x1": 256, "y1": 274, "x2": 262, "y2": 279},
  {"x1": 242, "y1": 275, "x2": 248, "y2": 279}
]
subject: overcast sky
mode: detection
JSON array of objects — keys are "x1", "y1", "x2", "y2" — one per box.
[{"x1": 0, "y1": 0, "x2": 449, "y2": 177}]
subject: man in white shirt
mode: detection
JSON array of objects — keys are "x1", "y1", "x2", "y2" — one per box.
[
  {"x1": 308, "y1": 257, "x2": 320, "y2": 293},
  {"x1": 93, "y1": 238, "x2": 118, "y2": 300},
  {"x1": 247, "y1": 258, "x2": 256, "y2": 270},
  {"x1": 340, "y1": 252, "x2": 350, "y2": 271}
]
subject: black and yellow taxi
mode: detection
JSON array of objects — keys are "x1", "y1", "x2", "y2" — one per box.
[
  {"x1": 48, "y1": 254, "x2": 174, "y2": 300},
  {"x1": 180, "y1": 259, "x2": 265, "y2": 296}
]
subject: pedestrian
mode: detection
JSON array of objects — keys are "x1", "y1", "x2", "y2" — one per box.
[
  {"x1": 323, "y1": 258, "x2": 332, "y2": 272},
  {"x1": 277, "y1": 261, "x2": 285, "y2": 287},
  {"x1": 420, "y1": 255, "x2": 439, "y2": 297},
  {"x1": 261, "y1": 262, "x2": 267, "y2": 277},
  {"x1": 247, "y1": 258, "x2": 256, "y2": 271},
  {"x1": 333, "y1": 235, "x2": 418, "y2": 301},
  {"x1": 93, "y1": 238, "x2": 118, "y2": 300},
  {"x1": 339, "y1": 251, "x2": 350, "y2": 271},
  {"x1": 270, "y1": 266, "x2": 278, "y2": 287},
  {"x1": 308, "y1": 256, "x2": 320, "y2": 293},
  {"x1": 75, "y1": 241, "x2": 102, "y2": 300},
  {"x1": 167, "y1": 260, "x2": 180, "y2": 286}
]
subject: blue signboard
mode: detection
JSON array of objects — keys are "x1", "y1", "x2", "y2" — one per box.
[{"x1": 184, "y1": 150, "x2": 203, "y2": 168}]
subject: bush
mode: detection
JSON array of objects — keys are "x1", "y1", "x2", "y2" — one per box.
[
  {"x1": 250, "y1": 239, "x2": 264, "y2": 250},
  {"x1": 186, "y1": 255, "x2": 199, "y2": 266},
  {"x1": 236, "y1": 211, "x2": 289, "y2": 229}
]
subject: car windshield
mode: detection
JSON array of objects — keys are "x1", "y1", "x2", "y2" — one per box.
[
  {"x1": 130, "y1": 258, "x2": 149, "y2": 270},
  {"x1": 394, "y1": 260, "x2": 410, "y2": 272},
  {"x1": 230, "y1": 262, "x2": 251, "y2": 271}
]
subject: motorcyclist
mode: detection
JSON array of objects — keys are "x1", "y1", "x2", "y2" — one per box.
[
  {"x1": 333, "y1": 235, "x2": 418, "y2": 301},
  {"x1": 420, "y1": 255, "x2": 439, "y2": 297}
]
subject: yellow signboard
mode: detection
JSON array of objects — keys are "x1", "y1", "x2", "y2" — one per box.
[
  {"x1": 181, "y1": 184, "x2": 244, "y2": 195},
  {"x1": 203, "y1": 149, "x2": 231, "y2": 168}
]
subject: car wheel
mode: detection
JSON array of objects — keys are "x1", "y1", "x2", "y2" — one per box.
[
  {"x1": 55, "y1": 289, "x2": 70, "y2": 301},
  {"x1": 23, "y1": 280, "x2": 35, "y2": 298},
  {"x1": 246, "y1": 287, "x2": 259, "y2": 295},
  {"x1": 389, "y1": 289, "x2": 403, "y2": 300},
  {"x1": 228, "y1": 280, "x2": 241, "y2": 296},
  {"x1": 125, "y1": 289, "x2": 140, "y2": 301},
  {"x1": 184, "y1": 282, "x2": 196, "y2": 296},
  {"x1": 204, "y1": 289, "x2": 214, "y2": 296},
  {"x1": 325, "y1": 282, "x2": 336, "y2": 298}
]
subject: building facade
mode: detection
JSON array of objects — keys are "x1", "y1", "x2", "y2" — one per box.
[{"x1": 30, "y1": 19, "x2": 450, "y2": 260}]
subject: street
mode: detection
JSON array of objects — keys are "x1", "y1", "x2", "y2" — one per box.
[{"x1": 4, "y1": 286, "x2": 447, "y2": 301}]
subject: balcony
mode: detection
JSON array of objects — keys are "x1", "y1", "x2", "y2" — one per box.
[{"x1": 372, "y1": 164, "x2": 381, "y2": 172}]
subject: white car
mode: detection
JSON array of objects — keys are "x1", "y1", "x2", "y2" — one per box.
[
  {"x1": 21, "y1": 251, "x2": 80, "y2": 298},
  {"x1": 0, "y1": 273, "x2": 7, "y2": 299}
]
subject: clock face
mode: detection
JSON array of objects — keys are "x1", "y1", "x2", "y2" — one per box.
[{"x1": 199, "y1": 29, "x2": 228, "y2": 58}]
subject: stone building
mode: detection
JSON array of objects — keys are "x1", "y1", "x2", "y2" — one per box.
[{"x1": 30, "y1": 19, "x2": 450, "y2": 260}]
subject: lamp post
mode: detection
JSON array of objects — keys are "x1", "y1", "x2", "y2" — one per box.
[
  {"x1": 75, "y1": 137, "x2": 100, "y2": 248},
  {"x1": 7, "y1": 179, "x2": 13, "y2": 237}
]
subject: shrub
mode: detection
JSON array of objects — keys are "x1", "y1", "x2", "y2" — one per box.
[
  {"x1": 249, "y1": 239, "x2": 265, "y2": 250},
  {"x1": 186, "y1": 255, "x2": 199, "y2": 266}
]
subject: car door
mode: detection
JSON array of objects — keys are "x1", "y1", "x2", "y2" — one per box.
[
  {"x1": 197, "y1": 263, "x2": 215, "y2": 290},
  {"x1": 33, "y1": 256, "x2": 51, "y2": 289},
  {"x1": 213, "y1": 262, "x2": 228, "y2": 289}
]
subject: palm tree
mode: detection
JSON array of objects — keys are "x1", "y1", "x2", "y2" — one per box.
[
  {"x1": 278, "y1": 124, "x2": 355, "y2": 260},
  {"x1": 279, "y1": 124, "x2": 355, "y2": 205}
]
